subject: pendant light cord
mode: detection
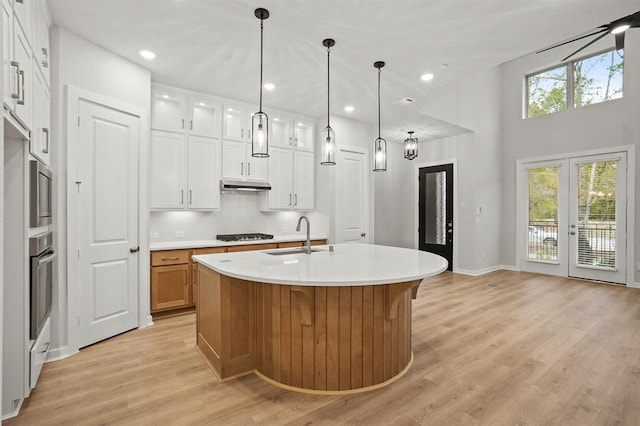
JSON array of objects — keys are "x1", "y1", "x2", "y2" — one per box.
[
  {"x1": 259, "y1": 19, "x2": 264, "y2": 112},
  {"x1": 377, "y1": 67, "x2": 381, "y2": 139},
  {"x1": 327, "y1": 46, "x2": 330, "y2": 128}
]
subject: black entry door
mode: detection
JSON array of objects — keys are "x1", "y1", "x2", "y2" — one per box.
[{"x1": 419, "y1": 163, "x2": 453, "y2": 271}]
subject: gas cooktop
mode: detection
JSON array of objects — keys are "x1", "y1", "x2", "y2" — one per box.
[{"x1": 216, "y1": 233, "x2": 274, "y2": 242}]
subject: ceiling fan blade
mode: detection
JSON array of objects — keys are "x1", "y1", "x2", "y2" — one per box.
[
  {"x1": 561, "y1": 31, "x2": 609, "y2": 61},
  {"x1": 615, "y1": 32, "x2": 625, "y2": 51},
  {"x1": 536, "y1": 28, "x2": 608, "y2": 54}
]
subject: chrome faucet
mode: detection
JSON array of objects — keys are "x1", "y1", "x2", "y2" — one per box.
[{"x1": 296, "y1": 215, "x2": 311, "y2": 254}]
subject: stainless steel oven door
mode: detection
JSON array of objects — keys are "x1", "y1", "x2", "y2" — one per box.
[{"x1": 30, "y1": 249, "x2": 55, "y2": 339}]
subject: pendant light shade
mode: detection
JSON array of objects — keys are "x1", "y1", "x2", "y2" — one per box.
[
  {"x1": 321, "y1": 38, "x2": 336, "y2": 165},
  {"x1": 252, "y1": 8, "x2": 269, "y2": 158},
  {"x1": 373, "y1": 61, "x2": 387, "y2": 172},
  {"x1": 404, "y1": 131, "x2": 418, "y2": 160}
]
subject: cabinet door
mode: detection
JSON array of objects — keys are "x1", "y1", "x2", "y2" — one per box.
[
  {"x1": 188, "y1": 96, "x2": 221, "y2": 138},
  {"x1": 30, "y1": 66, "x2": 49, "y2": 164},
  {"x1": 270, "y1": 116, "x2": 292, "y2": 148},
  {"x1": 151, "y1": 264, "x2": 191, "y2": 311},
  {"x1": 3, "y1": 0, "x2": 15, "y2": 109},
  {"x1": 222, "y1": 103, "x2": 247, "y2": 141},
  {"x1": 32, "y1": 0, "x2": 50, "y2": 85},
  {"x1": 13, "y1": 0, "x2": 32, "y2": 44},
  {"x1": 222, "y1": 139, "x2": 245, "y2": 179},
  {"x1": 267, "y1": 147, "x2": 293, "y2": 209},
  {"x1": 13, "y1": 21, "x2": 32, "y2": 130},
  {"x1": 293, "y1": 120, "x2": 315, "y2": 152},
  {"x1": 151, "y1": 87, "x2": 186, "y2": 133},
  {"x1": 293, "y1": 151, "x2": 315, "y2": 210},
  {"x1": 187, "y1": 136, "x2": 221, "y2": 209},
  {"x1": 150, "y1": 130, "x2": 186, "y2": 209},
  {"x1": 246, "y1": 151, "x2": 268, "y2": 181}
]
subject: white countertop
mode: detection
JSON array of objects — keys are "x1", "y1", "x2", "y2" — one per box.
[
  {"x1": 192, "y1": 243, "x2": 448, "y2": 286},
  {"x1": 149, "y1": 235, "x2": 327, "y2": 251}
]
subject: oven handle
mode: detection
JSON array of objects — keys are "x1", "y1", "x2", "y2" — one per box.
[{"x1": 37, "y1": 252, "x2": 56, "y2": 266}]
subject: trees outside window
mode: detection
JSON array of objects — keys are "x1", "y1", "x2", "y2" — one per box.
[{"x1": 526, "y1": 49, "x2": 624, "y2": 118}]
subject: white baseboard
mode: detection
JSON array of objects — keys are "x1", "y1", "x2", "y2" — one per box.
[
  {"x1": 45, "y1": 345, "x2": 79, "y2": 363},
  {"x1": 1, "y1": 397, "x2": 23, "y2": 420},
  {"x1": 630, "y1": 281, "x2": 640, "y2": 289},
  {"x1": 455, "y1": 265, "x2": 518, "y2": 276},
  {"x1": 140, "y1": 315, "x2": 154, "y2": 328}
]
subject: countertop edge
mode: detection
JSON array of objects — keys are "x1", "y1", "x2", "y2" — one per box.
[{"x1": 150, "y1": 235, "x2": 328, "y2": 251}]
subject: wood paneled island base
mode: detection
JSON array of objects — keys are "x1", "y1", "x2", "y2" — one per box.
[{"x1": 196, "y1": 265, "x2": 422, "y2": 394}]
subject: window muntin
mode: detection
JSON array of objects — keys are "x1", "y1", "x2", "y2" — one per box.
[{"x1": 526, "y1": 48, "x2": 623, "y2": 118}]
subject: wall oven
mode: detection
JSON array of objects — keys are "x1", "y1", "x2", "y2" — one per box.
[
  {"x1": 29, "y1": 160, "x2": 52, "y2": 227},
  {"x1": 30, "y1": 231, "x2": 54, "y2": 340}
]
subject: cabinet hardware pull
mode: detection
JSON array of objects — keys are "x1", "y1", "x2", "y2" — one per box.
[
  {"x1": 130, "y1": 247, "x2": 140, "y2": 253},
  {"x1": 241, "y1": 129, "x2": 244, "y2": 138},
  {"x1": 294, "y1": 194, "x2": 298, "y2": 206},
  {"x1": 289, "y1": 194, "x2": 292, "y2": 206},
  {"x1": 189, "y1": 189, "x2": 192, "y2": 205},
  {"x1": 42, "y1": 128, "x2": 49, "y2": 153},
  {"x1": 181, "y1": 189, "x2": 184, "y2": 204},
  {"x1": 248, "y1": 162, "x2": 251, "y2": 176},
  {"x1": 10, "y1": 61, "x2": 20, "y2": 100},
  {"x1": 40, "y1": 342, "x2": 50, "y2": 353},
  {"x1": 42, "y1": 47, "x2": 48, "y2": 56},
  {"x1": 240, "y1": 162, "x2": 244, "y2": 175},
  {"x1": 162, "y1": 257, "x2": 180, "y2": 260},
  {"x1": 361, "y1": 233, "x2": 366, "y2": 237},
  {"x1": 289, "y1": 137, "x2": 292, "y2": 146},
  {"x1": 190, "y1": 120, "x2": 193, "y2": 130},
  {"x1": 16, "y1": 0, "x2": 23, "y2": 4},
  {"x1": 181, "y1": 119, "x2": 184, "y2": 129},
  {"x1": 17, "y1": 69, "x2": 25, "y2": 105},
  {"x1": 42, "y1": 60, "x2": 49, "y2": 68}
]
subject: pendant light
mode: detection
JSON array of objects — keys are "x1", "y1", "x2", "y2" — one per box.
[
  {"x1": 373, "y1": 61, "x2": 387, "y2": 172},
  {"x1": 251, "y1": 8, "x2": 269, "y2": 158},
  {"x1": 320, "y1": 38, "x2": 336, "y2": 165},
  {"x1": 404, "y1": 131, "x2": 418, "y2": 160}
]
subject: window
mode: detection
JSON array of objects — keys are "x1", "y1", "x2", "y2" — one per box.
[{"x1": 526, "y1": 49, "x2": 623, "y2": 118}]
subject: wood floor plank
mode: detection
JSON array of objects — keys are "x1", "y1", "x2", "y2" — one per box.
[{"x1": 7, "y1": 271, "x2": 640, "y2": 425}]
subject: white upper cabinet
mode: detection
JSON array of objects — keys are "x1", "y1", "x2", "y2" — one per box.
[
  {"x1": 30, "y1": 64, "x2": 49, "y2": 165},
  {"x1": 151, "y1": 87, "x2": 187, "y2": 133},
  {"x1": 292, "y1": 150, "x2": 315, "y2": 209},
  {"x1": 151, "y1": 84, "x2": 221, "y2": 137},
  {"x1": 187, "y1": 136, "x2": 221, "y2": 209},
  {"x1": 270, "y1": 115, "x2": 293, "y2": 148},
  {"x1": 266, "y1": 147, "x2": 294, "y2": 209},
  {"x1": 222, "y1": 102, "x2": 248, "y2": 141},
  {"x1": 150, "y1": 130, "x2": 186, "y2": 209},
  {"x1": 13, "y1": 0, "x2": 32, "y2": 45},
  {"x1": 13, "y1": 21, "x2": 33, "y2": 130},
  {"x1": 293, "y1": 119, "x2": 315, "y2": 152},
  {"x1": 221, "y1": 139, "x2": 268, "y2": 182},
  {"x1": 3, "y1": 0, "x2": 14, "y2": 109},
  {"x1": 32, "y1": 0, "x2": 50, "y2": 85}
]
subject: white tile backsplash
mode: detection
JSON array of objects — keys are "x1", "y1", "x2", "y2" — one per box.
[{"x1": 149, "y1": 192, "x2": 329, "y2": 241}]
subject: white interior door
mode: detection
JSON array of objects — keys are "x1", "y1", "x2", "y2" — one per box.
[
  {"x1": 336, "y1": 147, "x2": 368, "y2": 243},
  {"x1": 569, "y1": 153, "x2": 627, "y2": 284},
  {"x1": 76, "y1": 99, "x2": 139, "y2": 348}
]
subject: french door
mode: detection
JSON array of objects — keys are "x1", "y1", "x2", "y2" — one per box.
[{"x1": 520, "y1": 152, "x2": 627, "y2": 284}]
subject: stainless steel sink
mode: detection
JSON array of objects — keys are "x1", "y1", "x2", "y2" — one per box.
[{"x1": 266, "y1": 248, "x2": 325, "y2": 256}]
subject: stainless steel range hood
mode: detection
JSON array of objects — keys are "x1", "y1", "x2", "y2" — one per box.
[{"x1": 220, "y1": 179, "x2": 271, "y2": 192}]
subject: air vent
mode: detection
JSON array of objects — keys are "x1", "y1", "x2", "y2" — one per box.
[{"x1": 394, "y1": 97, "x2": 415, "y2": 105}]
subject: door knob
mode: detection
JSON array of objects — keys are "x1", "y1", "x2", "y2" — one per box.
[
  {"x1": 361, "y1": 233, "x2": 366, "y2": 237},
  {"x1": 130, "y1": 247, "x2": 140, "y2": 253}
]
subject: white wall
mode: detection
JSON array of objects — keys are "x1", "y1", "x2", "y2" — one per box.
[
  {"x1": 374, "y1": 67, "x2": 503, "y2": 274},
  {"x1": 50, "y1": 27, "x2": 151, "y2": 354},
  {"x1": 500, "y1": 33, "x2": 640, "y2": 284}
]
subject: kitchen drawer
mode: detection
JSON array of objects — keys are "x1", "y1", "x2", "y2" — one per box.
[
  {"x1": 310, "y1": 239, "x2": 327, "y2": 246},
  {"x1": 278, "y1": 241, "x2": 303, "y2": 248},
  {"x1": 30, "y1": 316, "x2": 51, "y2": 389},
  {"x1": 227, "y1": 243, "x2": 278, "y2": 252},
  {"x1": 192, "y1": 247, "x2": 226, "y2": 255},
  {"x1": 151, "y1": 249, "x2": 190, "y2": 266}
]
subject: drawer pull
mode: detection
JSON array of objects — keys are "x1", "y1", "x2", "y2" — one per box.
[{"x1": 162, "y1": 257, "x2": 180, "y2": 261}]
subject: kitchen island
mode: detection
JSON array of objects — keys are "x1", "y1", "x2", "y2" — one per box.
[{"x1": 192, "y1": 243, "x2": 447, "y2": 394}]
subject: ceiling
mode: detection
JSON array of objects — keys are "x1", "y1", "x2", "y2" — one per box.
[{"x1": 48, "y1": 0, "x2": 639, "y2": 142}]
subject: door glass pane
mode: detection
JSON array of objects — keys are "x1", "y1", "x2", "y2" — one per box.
[
  {"x1": 424, "y1": 171, "x2": 446, "y2": 245},
  {"x1": 528, "y1": 167, "x2": 559, "y2": 261},
  {"x1": 576, "y1": 161, "x2": 616, "y2": 268}
]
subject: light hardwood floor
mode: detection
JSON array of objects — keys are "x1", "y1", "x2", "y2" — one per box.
[{"x1": 6, "y1": 271, "x2": 640, "y2": 425}]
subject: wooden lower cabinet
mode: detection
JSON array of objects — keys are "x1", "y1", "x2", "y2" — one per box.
[
  {"x1": 151, "y1": 239, "x2": 327, "y2": 315},
  {"x1": 151, "y1": 264, "x2": 191, "y2": 311}
]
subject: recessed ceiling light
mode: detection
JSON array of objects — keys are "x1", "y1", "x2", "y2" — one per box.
[
  {"x1": 344, "y1": 105, "x2": 354, "y2": 112},
  {"x1": 274, "y1": 118, "x2": 280, "y2": 121},
  {"x1": 139, "y1": 50, "x2": 156, "y2": 60},
  {"x1": 297, "y1": 122, "x2": 304, "y2": 126},
  {"x1": 227, "y1": 108, "x2": 234, "y2": 112},
  {"x1": 420, "y1": 73, "x2": 434, "y2": 82},
  {"x1": 263, "y1": 83, "x2": 276, "y2": 91},
  {"x1": 162, "y1": 95, "x2": 169, "y2": 99},
  {"x1": 199, "y1": 102, "x2": 205, "y2": 106}
]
